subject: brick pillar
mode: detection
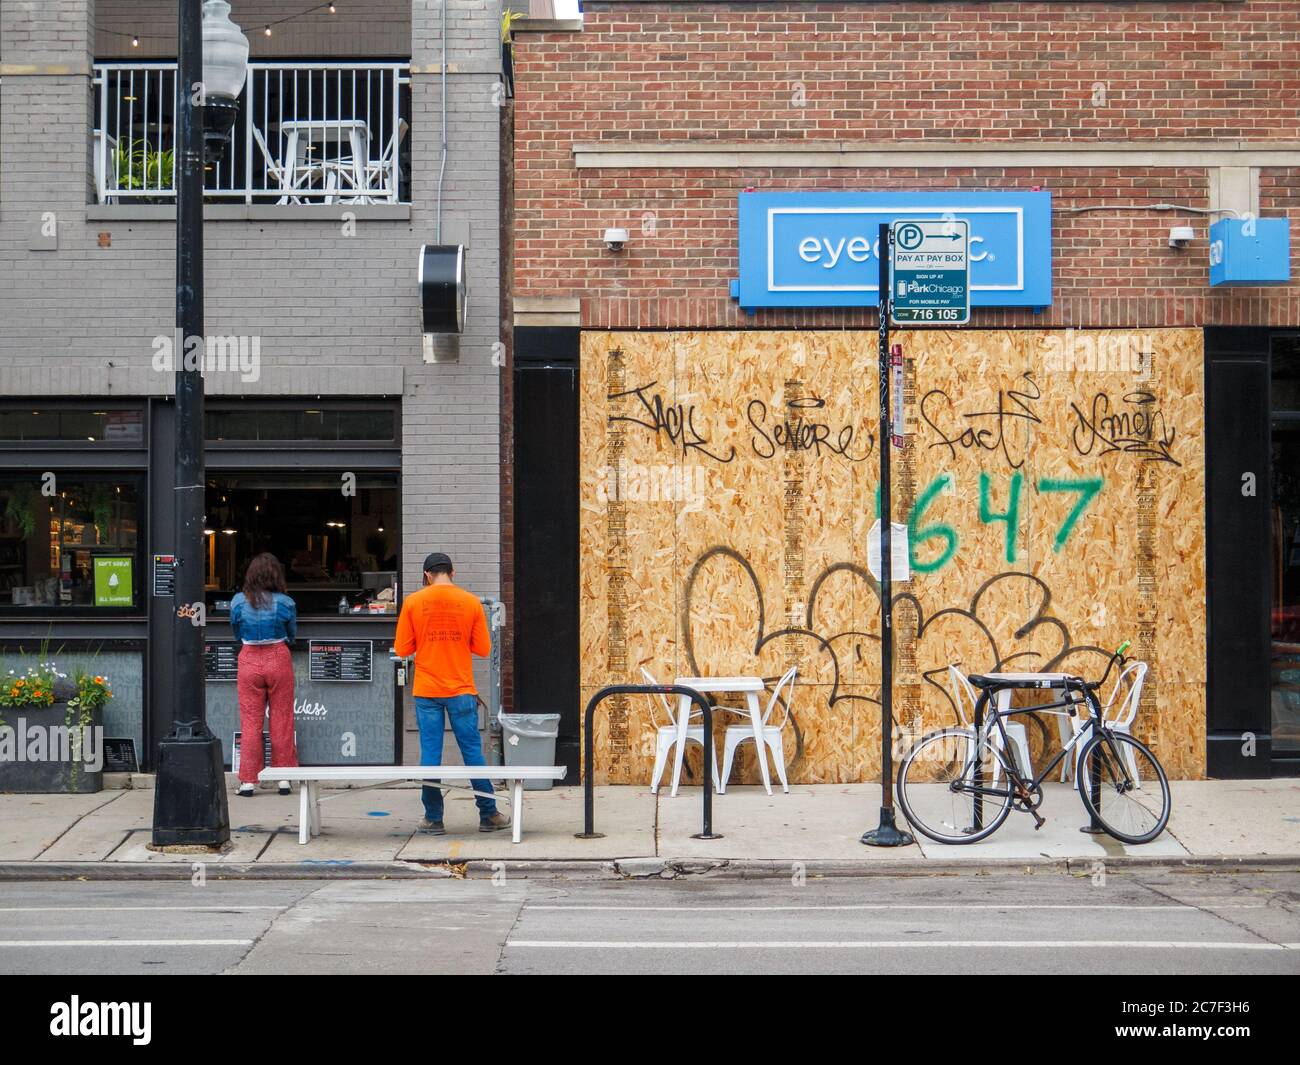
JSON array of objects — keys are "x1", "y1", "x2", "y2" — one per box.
[{"x1": 0, "y1": 1, "x2": 96, "y2": 392}]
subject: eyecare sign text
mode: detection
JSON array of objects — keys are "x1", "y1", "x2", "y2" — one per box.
[{"x1": 733, "y1": 189, "x2": 1051, "y2": 310}]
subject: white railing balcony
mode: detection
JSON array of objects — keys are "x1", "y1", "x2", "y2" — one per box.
[{"x1": 93, "y1": 61, "x2": 411, "y2": 205}]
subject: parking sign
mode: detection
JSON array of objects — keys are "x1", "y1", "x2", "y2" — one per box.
[{"x1": 890, "y1": 218, "x2": 970, "y2": 325}]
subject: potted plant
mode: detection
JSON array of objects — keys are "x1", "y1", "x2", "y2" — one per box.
[
  {"x1": 0, "y1": 659, "x2": 111, "y2": 794},
  {"x1": 111, "y1": 139, "x2": 176, "y2": 203},
  {"x1": 501, "y1": 9, "x2": 525, "y2": 99}
]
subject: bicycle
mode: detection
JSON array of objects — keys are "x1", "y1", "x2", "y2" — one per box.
[{"x1": 896, "y1": 642, "x2": 1172, "y2": 845}]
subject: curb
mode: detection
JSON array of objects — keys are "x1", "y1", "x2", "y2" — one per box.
[{"x1": 0, "y1": 854, "x2": 1297, "y2": 882}]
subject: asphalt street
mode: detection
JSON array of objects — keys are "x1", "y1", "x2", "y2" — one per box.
[{"x1": 0, "y1": 869, "x2": 1296, "y2": 975}]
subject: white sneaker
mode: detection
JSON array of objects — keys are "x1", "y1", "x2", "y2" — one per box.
[
  {"x1": 236, "y1": 783, "x2": 255, "y2": 797},
  {"x1": 277, "y1": 780, "x2": 291, "y2": 795}
]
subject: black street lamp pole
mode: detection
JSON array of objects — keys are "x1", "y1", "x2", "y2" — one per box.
[
  {"x1": 152, "y1": 0, "x2": 230, "y2": 847},
  {"x1": 862, "y1": 222, "x2": 914, "y2": 848}
]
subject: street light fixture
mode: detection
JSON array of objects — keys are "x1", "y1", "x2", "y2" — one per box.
[
  {"x1": 199, "y1": 1, "x2": 250, "y2": 161},
  {"x1": 152, "y1": 0, "x2": 249, "y2": 848}
]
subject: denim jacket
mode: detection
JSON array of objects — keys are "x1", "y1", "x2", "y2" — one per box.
[{"x1": 230, "y1": 591, "x2": 297, "y2": 646}]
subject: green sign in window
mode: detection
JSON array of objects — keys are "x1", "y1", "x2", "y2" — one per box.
[{"x1": 93, "y1": 556, "x2": 134, "y2": 607}]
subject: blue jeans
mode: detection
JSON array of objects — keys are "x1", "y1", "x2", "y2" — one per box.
[{"x1": 415, "y1": 694, "x2": 497, "y2": 822}]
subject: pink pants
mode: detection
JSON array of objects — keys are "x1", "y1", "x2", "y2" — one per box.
[{"x1": 236, "y1": 642, "x2": 298, "y2": 784}]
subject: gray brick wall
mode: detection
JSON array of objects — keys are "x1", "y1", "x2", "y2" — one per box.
[{"x1": 0, "y1": 1, "x2": 504, "y2": 601}]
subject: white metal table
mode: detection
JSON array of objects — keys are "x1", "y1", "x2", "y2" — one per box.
[
  {"x1": 977, "y1": 670, "x2": 1080, "y2": 774},
  {"x1": 278, "y1": 119, "x2": 370, "y2": 203},
  {"x1": 674, "y1": 675, "x2": 770, "y2": 794}
]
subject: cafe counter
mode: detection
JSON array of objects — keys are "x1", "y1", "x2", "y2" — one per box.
[{"x1": 204, "y1": 618, "x2": 400, "y2": 768}]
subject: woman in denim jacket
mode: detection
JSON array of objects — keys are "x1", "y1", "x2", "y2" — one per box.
[{"x1": 230, "y1": 553, "x2": 298, "y2": 797}]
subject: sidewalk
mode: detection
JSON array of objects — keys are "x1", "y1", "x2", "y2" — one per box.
[{"x1": 1, "y1": 779, "x2": 1297, "y2": 878}]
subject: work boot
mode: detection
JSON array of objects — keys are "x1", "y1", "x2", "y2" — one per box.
[
  {"x1": 419, "y1": 819, "x2": 446, "y2": 835},
  {"x1": 479, "y1": 812, "x2": 510, "y2": 833}
]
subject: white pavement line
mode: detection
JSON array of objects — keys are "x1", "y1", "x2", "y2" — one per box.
[
  {"x1": 508, "y1": 940, "x2": 1300, "y2": 950},
  {"x1": 525, "y1": 903, "x2": 1264, "y2": 912},
  {"x1": 0, "y1": 939, "x2": 254, "y2": 948},
  {"x1": 0, "y1": 906, "x2": 285, "y2": 913}
]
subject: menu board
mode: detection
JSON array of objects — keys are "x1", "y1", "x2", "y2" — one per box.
[
  {"x1": 309, "y1": 639, "x2": 373, "y2": 682},
  {"x1": 152, "y1": 554, "x2": 176, "y2": 597},
  {"x1": 204, "y1": 640, "x2": 240, "y2": 682}
]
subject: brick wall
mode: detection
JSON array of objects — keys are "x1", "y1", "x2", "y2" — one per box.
[
  {"x1": 0, "y1": 1, "x2": 504, "y2": 604},
  {"x1": 512, "y1": 1, "x2": 1300, "y2": 328}
]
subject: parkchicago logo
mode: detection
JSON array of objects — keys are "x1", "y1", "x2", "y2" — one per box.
[{"x1": 50, "y1": 997, "x2": 151, "y2": 1045}]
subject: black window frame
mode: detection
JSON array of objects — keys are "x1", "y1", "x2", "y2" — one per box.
[{"x1": 204, "y1": 398, "x2": 400, "y2": 450}]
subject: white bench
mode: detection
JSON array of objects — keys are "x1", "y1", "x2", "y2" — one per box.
[{"x1": 257, "y1": 766, "x2": 567, "y2": 845}]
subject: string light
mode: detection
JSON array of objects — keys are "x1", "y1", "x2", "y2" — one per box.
[{"x1": 97, "y1": 3, "x2": 340, "y2": 46}]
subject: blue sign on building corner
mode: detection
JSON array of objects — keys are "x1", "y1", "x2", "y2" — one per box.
[{"x1": 733, "y1": 189, "x2": 1053, "y2": 312}]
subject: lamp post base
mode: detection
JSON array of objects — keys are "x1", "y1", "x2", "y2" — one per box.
[
  {"x1": 151, "y1": 727, "x2": 231, "y2": 847},
  {"x1": 860, "y1": 806, "x2": 915, "y2": 847}
]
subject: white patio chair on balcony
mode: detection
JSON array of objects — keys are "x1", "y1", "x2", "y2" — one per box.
[
  {"x1": 93, "y1": 130, "x2": 118, "y2": 204},
  {"x1": 358, "y1": 119, "x2": 408, "y2": 203},
  {"x1": 252, "y1": 125, "x2": 318, "y2": 205}
]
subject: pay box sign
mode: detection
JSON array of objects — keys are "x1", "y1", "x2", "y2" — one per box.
[{"x1": 734, "y1": 189, "x2": 1052, "y2": 310}]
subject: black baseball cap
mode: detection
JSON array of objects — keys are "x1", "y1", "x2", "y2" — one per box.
[{"x1": 423, "y1": 552, "x2": 453, "y2": 573}]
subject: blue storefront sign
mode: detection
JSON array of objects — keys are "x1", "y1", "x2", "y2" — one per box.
[{"x1": 732, "y1": 189, "x2": 1052, "y2": 311}]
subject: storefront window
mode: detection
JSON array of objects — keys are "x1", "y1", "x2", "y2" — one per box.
[
  {"x1": 0, "y1": 407, "x2": 144, "y2": 443},
  {"x1": 1271, "y1": 336, "x2": 1300, "y2": 754},
  {"x1": 205, "y1": 473, "x2": 399, "y2": 616},
  {"x1": 206, "y1": 407, "x2": 396, "y2": 444},
  {"x1": 0, "y1": 476, "x2": 144, "y2": 611}
]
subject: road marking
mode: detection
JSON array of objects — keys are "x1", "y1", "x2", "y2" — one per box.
[
  {"x1": 0, "y1": 939, "x2": 254, "y2": 947},
  {"x1": 525, "y1": 904, "x2": 1263, "y2": 912},
  {"x1": 0, "y1": 906, "x2": 284, "y2": 913},
  {"x1": 508, "y1": 940, "x2": 1300, "y2": 950}
]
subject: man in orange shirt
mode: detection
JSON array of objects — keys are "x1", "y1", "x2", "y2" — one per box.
[{"x1": 394, "y1": 552, "x2": 508, "y2": 833}]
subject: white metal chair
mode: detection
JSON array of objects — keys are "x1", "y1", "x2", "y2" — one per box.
[
  {"x1": 949, "y1": 665, "x2": 1034, "y2": 786},
  {"x1": 252, "y1": 125, "x2": 320, "y2": 205},
  {"x1": 642, "y1": 667, "x2": 720, "y2": 796},
  {"x1": 360, "y1": 118, "x2": 408, "y2": 203},
  {"x1": 1065, "y1": 661, "x2": 1147, "y2": 787},
  {"x1": 718, "y1": 666, "x2": 798, "y2": 795}
]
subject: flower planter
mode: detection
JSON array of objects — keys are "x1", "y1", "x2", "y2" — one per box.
[{"x1": 0, "y1": 702, "x2": 104, "y2": 794}]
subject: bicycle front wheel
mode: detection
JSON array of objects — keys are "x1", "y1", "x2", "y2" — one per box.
[
  {"x1": 1077, "y1": 730, "x2": 1171, "y2": 844},
  {"x1": 897, "y1": 728, "x2": 1014, "y2": 845}
]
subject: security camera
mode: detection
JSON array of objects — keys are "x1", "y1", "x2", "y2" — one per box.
[
  {"x1": 1168, "y1": 226, "x2": 1195, "y2": 249},
  {"x1": 603, "y1": 227, "x2": 629, "y2": 252}
]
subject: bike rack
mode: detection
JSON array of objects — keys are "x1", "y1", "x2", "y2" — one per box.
[
  {"x1": 576, "y1": 684, "x2": 721, "y2": 841},
  {"x1": 972, "y1": 680, "x2": 1105, "y2": 833}
]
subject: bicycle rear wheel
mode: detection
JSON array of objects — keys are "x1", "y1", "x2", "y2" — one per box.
[
  {"x1": 1077, "y1": 731, "x2": 1171, "y2": 844},
  {"x1": 896, "y1": 728, "x2": 1014, "y2": 845}
]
